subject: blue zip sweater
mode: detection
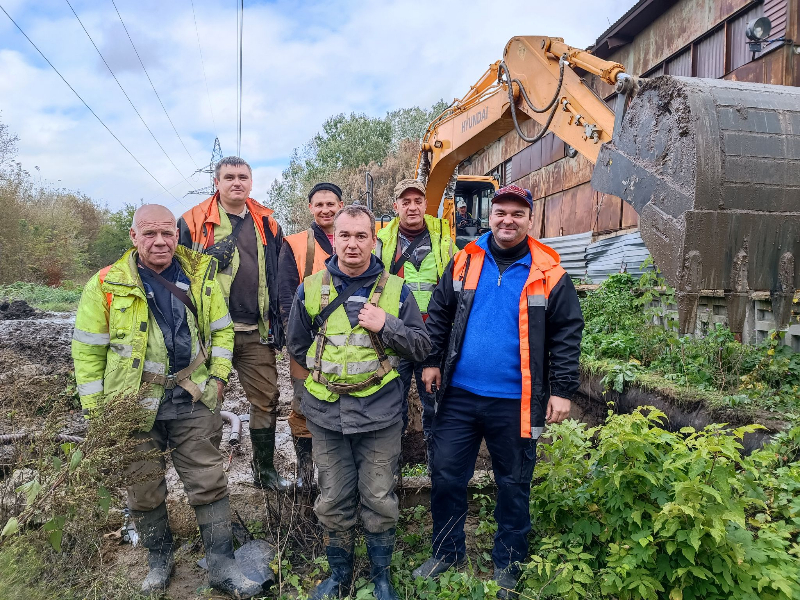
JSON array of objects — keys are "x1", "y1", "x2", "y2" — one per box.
[{"x1": 450, "y1": 233, "x2": 531, "y2": 398}]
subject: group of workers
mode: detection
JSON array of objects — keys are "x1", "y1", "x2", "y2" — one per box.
[{"x1": 71, "y1": 155, "x2": 583, "y2": 600}]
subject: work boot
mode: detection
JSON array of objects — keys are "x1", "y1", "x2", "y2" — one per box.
[
  {"x1": 195, "y1": 497, "x2": 262, "y2": 599},
  {"x1": 309, "y1": 529, "x2": 354, "y2": 600},
  {"x1": 292, "y1": 436, "x2": 314, "y2": 490},
  {"x1": 250, "y1": 427, "x2": 291, "y2": 491},
  {"x1": 412, "y1": 555, "x2": 466, "y2": 580},
  {"x1": 131, "y1": 501, "x2": 175, "y2": 595},
  {"x1": 365, "y1": 529, "x2": 400, "y2": 600},
  {"x1": 493, "y1": 565, "x2": 520, "y2": 599}
]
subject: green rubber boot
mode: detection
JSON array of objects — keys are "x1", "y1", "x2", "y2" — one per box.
[{"x1": 250, "y1": 427, "x2": 291, "y2": 491}]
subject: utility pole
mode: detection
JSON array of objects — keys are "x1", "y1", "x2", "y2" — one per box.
[
  {"x1": 236, "y1": 0, "x2": 243, "y2": 157},
  {"x1": 186, "y1": 137, "x2": 223, "y2": 196}
]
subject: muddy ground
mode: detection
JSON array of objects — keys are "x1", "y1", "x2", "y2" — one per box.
[{"x1": 0, "y1": 310, "x2": 466, "y2": 599}]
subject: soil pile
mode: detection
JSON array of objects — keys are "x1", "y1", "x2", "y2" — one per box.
[{"x1": 0, "y1": 299, "x2": 44, "y2": 320}]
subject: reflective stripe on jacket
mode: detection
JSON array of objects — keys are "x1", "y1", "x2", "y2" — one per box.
[
  {"x1": 302, "y1": 270, "x2": 403, "y2": 403},
  {"x1": 71, "y1": 246, "x2": 234, "y2": 431},
  {"x1": 177, "y1": 193, "x2": 282, "y2": 340},
  {"x1": 424, "y1": 234, "x2": 583, "y2": 439},
  {"x1": 375, "y1": 214, "x2": 453, "y2": 313}
]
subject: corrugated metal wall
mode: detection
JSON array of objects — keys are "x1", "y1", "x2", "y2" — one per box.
[
  {"x1": 539, "y1": 231, "x2": 592, "y2": 278},
  {"x1": 585, "y1": 231, "x2": 652, "y2": 283},
  {"x1": 730, "y1": 3, "x2": 765, "y2": 71},
  {"x1": 665, "y1": 48, "x2": 692, "y2": 76},
  {"x1": 695, "y1": 27, "x2": 725, "y2": 78}
]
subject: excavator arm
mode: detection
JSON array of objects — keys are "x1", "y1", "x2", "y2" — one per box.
[
  {"x1": 417, "y1": 35, "x2": 800, "y2": 335},
  {"x1": 416, "y1": 36, "x2": 633, "y2": 217}
]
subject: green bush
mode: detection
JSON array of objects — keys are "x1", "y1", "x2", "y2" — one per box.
[
  {"x1": 523, "y1": 410, "x2": 800, "y2": 600},
  {"x1": 581, "y1": 272, "x2": 800, "y2": 412}
]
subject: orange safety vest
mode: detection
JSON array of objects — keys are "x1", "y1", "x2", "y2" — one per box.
[
  {"x1": 180, "y1": 192, "x2": 279, "y2": 251},
  {"x1": 451, "y1": 236, "x2": 566, "y2": 438},
  {"x1": 284, "y1": 228, "x2": 330, "y2": 282}
]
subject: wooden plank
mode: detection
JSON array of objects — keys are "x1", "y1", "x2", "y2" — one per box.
[
  {"x1": 531, "y1": 198, "x2": 545, "y2": 239},
  {"x1": 544, "y1": 192, "x2": 564, "y2": 238},
  {"x1": 594, "y1": 192, "x2": 622, "y2": 233},
  {"x1": 621, "y1": 198, "x2": 640, "y2": 228}
]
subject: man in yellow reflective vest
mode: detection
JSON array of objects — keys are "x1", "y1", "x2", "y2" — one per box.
[
  {"x1": 278, "y1": 182, "x2": 343, "y2": 487},
  {"x1": 178, "y1": 156, "x2": 290, "y2": 491},
  {"x1": 375, "y1": 179, "x2": 454, "y2": 445},
  {"x1": 72, "y1": 204, "x2": 261, "y2": 598},
  {"x1": 287, "y1": 205, "x2": 430, "y2": 600}
]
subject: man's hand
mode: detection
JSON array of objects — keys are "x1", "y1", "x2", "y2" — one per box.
[
  {"x1": 216, "y1": 379, "x2": 225, "y2": 402},
  {"x1": 358, "y1": 303, "x2": 387, "y2": 333},
  {"x1": 422, "y1": 367, "x2": 442, "y2": 394},
  {"x1": 546, "y1": 395, "x2": 571, "y2": 424}
]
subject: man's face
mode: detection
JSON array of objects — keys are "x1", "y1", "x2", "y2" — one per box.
[
  {"x1": 335, "y1": 213, "x2": 376, "y2": 272},
  {"x1": 458, "y1": 206, "x2": 467, "y2": 216},
  {"x1": 489, "y1": 199, "x2": 532, "y2": 248},
  {"x1": 130, "y1": 208, "x2": 178, "y2": 271},
  {"x1": 394, "y1": 190, "x2": 425, "y2": 229},
  {"x1": 215, "y1": 165, "x2": 253, "y2": 204},
  {"x1": 309, "y1": 190, "x2": 343, "y2": 230}
]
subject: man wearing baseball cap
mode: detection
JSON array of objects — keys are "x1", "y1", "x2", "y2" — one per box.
[
  {"x1": 375, "y1": 178, "x2": 454, "y2": 447},
  {"x1": 278, "y1": 182, "x2": 344, "y2": 488},
  {"x1": 414, "y1": 185, "x2": 583, "y2": 598}
]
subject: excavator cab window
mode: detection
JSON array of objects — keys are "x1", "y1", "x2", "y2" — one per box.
[{"x1": 454, "y1": 179, "x2": 497, "y2": 249}]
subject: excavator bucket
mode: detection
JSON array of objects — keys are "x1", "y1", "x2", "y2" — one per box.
[{"x1": 592, "y1": 76, "x2": 800, "y2": 334}]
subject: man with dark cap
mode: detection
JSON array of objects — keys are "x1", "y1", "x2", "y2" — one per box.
[
  {"x1": 414, "y1": 185, "x2": 583, "y2": 598},
  {"x1": 278, "y1": 182, "x2": 344, "y2": 487}
]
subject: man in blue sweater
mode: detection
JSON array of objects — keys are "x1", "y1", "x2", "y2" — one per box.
[{"x1": 413, "y1": 185, "x2": 584, "y2": 598}]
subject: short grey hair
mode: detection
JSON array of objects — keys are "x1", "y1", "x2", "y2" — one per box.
[
  {"x1": 214, "y1": 156, "x2": 252, "y2": 179},
  {"x1": 334, "y1": 204, "x2": 376, "y2": 235}
]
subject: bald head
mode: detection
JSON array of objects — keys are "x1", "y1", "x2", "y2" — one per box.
[
  {"x1": 130, "y1": 204, "x2": 179, "y2": 273},
  {"x1": 132, "y1": 204, "x2": 175, "y2": 232}
]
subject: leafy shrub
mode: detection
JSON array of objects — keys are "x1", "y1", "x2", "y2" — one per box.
[{"x1": 522, "y1": 410, "x2": 800, "y2": 600}]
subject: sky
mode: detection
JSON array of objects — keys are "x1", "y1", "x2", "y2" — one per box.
[{"x1": 0, "y1": 0, "x2": 633, "y2": 214}]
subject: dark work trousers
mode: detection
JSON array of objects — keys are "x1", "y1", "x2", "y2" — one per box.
[
  {"x1": 397, "y1": 359, "x2": 435, "y2": 437},
  {"x1": 306, "y1": 419, "x2": 402, "y2": 534},
  {"x1": 430, "y1": 386, "x2": 537, "y2": 572}
]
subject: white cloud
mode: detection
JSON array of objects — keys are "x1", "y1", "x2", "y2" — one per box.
[{"x1": 0, "y1": 0, "x2": 633, "y2": 212}]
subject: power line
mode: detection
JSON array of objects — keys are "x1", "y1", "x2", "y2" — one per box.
[
  {"x1": 110, "y1": 0, "x2": 199, "y2": 170},
  {"x1": 0, "y1": 3, "x2": 182, "y2": 204},
  {"x1": 190, "y1": 0, "x2": 218, "y2": 140},
  {"x1": 64, "y1": 0, "x2": 194, "y2": 196},
  {"x1": 236, "y1": 0, "x2": 243, "y2": 157}
]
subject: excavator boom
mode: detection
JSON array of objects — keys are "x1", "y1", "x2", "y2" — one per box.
[{"x1": 417, "y1": 35, "x2": 799, "y2": 334}]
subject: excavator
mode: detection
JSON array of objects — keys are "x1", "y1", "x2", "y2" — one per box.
[{"x1": 414, "y1": 35, "x2": 800, "y2": 336}]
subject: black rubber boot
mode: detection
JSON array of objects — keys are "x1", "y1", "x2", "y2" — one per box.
[
  {"x1": 493, "y1": 565, "x2": 520, "y2": 599},
  {"x1": 195, "y1": 497, "x2": 262, "y2": 599},
  {"x1": 131, "y1": 501, "x2": 174, "y2": 595},
  {"x1": 310, "y1": 530, "x2": 354, "y2": 600},
  {"x1": 412, "y1": 555, "x2": 466, "y2": 580},
  {"x1": 365, "y1": 529, "x2": 400, "y2": 600},
  {"x1": 292, "y1": 436, "x2": 314, "y2": 490},
  {"x1": 250, "y1": 427, "x2": 291, "y2": 491}
]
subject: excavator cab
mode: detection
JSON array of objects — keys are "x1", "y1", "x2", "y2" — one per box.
[{"x1": 452, "y1": 175, "x2": 499, "y2": 248}]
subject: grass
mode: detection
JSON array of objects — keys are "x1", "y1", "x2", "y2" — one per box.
[{"x1": 0, "y1": 281, "x2": 82, "y2": 312}]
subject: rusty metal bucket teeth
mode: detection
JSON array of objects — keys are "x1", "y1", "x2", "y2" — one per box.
[{"x1": 592, "y1": 76, "x2": 800, "y2": 334}]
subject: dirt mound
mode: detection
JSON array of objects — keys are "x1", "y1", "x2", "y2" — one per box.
[{"x1": 0, "y1": 299, "x2": 44, "y2": 320}]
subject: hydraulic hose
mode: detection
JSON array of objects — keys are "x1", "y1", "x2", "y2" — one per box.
[{"x1": 498, "y1": 55, "x2": 566, "y2": 145}]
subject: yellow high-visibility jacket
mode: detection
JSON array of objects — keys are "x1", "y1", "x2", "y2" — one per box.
[{"x1": 71, "y1": 246, "x2": 234, "y2": 431}]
